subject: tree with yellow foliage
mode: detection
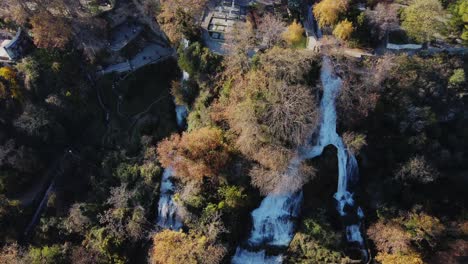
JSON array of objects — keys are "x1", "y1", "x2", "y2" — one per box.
[
  {"x1": 150, "y1": 230, "x2": 226, "y2": 264},
  {"x1": 0, "y1": 66, "x2": 21, "y2": 99},
  {"x1": 282, "y1": 20, "x2": 305, "y2": 46},
  {"x1": 333, "y1": 19, "x2": 353, "y2": 41},
  {"x1": 313, "y1": 0, "x2": 349, "y2": 28}
]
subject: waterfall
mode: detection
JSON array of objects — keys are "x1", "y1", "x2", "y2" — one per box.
[
  {"x1": 156, "y1": 39, "x2": 190, "y2": 230},
  {"x1": 156, "y1": 167, "x2": 183, "y2": 229},
  {"x1": 175, "y1": 69, "x2": 189, "y2": 128},
  {"x1": 232, "y1": 58, "x2": 367, "y2": 263}
]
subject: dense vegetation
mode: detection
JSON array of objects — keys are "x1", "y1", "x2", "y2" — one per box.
[{"x1": 0, "y1": 0, "x2": 467, "y2": 263}]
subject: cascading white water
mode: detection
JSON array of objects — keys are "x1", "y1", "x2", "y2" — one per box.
[
  {"x1": 157, "y1": 167, "x2": 183, "y2": 229},
  {"x1": 232, "y1": 58, "x2": 367, "y2": 263},
  {"x1": 175, "y1": 70, "x2": 189, "y2": 127},
  {"x1": 156, "y1": 39, "x2": 190, "y2": 229}
]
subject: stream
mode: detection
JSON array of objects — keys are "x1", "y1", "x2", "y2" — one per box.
[{"x1": 232, "y1": 58, "x2": 368, "y2": 263}]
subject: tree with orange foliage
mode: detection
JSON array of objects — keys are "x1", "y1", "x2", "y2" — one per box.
[
  {"x1": 157, "y1": 127, "x2": 230, "y2": 181},
  {"x1": 30, "y1": 10, "x2": 72, "y2": 49}
]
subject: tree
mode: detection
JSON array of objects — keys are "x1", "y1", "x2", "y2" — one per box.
[
  {"x1": 282, "y1": 20, "x2": 305, "y2": 46},
  {"x1": 448, "y1": 0, "x2": 468, "y2": 44},
  {"x1": 342, "y1": 132, "x2": 367, "y2": 155},
  {"x1": 366, "y1": 3, "x2": 399, "y2": 40},
  {"x1": 15, "y1": 57, "x2": 40, "y2": 92},
  {"x1": 223, "y1": 48, "x2": 320, "y2": 192},
  {"x1": 313, "y1": 0, "x2": 349, "y2": 28},
  {"x1": 333, "y1": 19, "x2": 353, "y2": 41},
  {"x1": 0, "y1": 66, "x2": 21, "y2": 99},
  {"x1": 286, "y1": 214, "x2": 345, "y2": 263},
  {"x1": 257, "y1": 14, "x2": 286, "y2": 48},
  {"x1": 402, "y1": 212, "x2": 445, "y2": 249},
  {"x1": 30, "y1": 10, "x2": 72, "y2": 49},
  {"x1": 13, "y1": 103, "x2": 55, "y2": 142},
  {"x1": 375, "y1": 252, "x2": 424, "y2": 264},
  {"x1": 367, "y1": 220, "x2": 412, "y2": 254},
  {"x1": 26, "y1": 245, "x2": 66, "y2": 264},
  {"x1": 395, "y1": 156, "x2": 439, "y2": 184},
  {"x1": 448, "y1": 68, "x2": 466, "y2": 86},
  {"x1": 150, "y1": 230, "x2": 226, "y2": 264},
  {"x1": 401, "y1": 0, "x2": 447, "y2": 43},
  {"x1": 0, "y1": 243, "x2": 24, "y2": 264},
  {"x1": 224, "y1": 21, "x2": 256, "y2": 75},
  {"x1": 65, "y1": 203, "x2": 91, "y2": 234},
  {"x1": 157, "y1": 127, "x2": 231, "y2": 181},
  {"x1": 157, "y1": 0, "x2": 208, "y2": 43}
]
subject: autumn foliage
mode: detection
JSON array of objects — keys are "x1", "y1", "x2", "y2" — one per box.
[
  {"x1": 150, "y1": 230, "x2": 226, "y2": 264},
  {"x1": 157, "y1": 0, "x2": 208, "y2": 43},
  {"x1": 30, "y1": 11, "x2": 72, "y2": 49},
  {"x1": 0, "y1": 66, "x2": 21, "y2": 99},
  {"x1": 333, "y1": 19, "x2": 353, "y2": 41},
  {"x1": 282, "y1": 20, "x2": 305, "y2": 46},
  {"x1": 313, "y1": 0, "x2": 349, "y2": 28},
  {"x1": 157, "y1": 127, "x2": 230, "y2": 181}
]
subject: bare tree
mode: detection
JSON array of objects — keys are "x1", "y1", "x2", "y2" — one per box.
[
  {"x1": 223, "y1": 21, "x2": 256, "y2": 75},
  {"x1": 257, "y1": 14, "x2": 286, "y2": 49},
  {"x1": 366, "y1": 3, "x2": 399, "y2": 40}
]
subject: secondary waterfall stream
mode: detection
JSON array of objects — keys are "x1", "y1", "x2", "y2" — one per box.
[
  {"x1": 156, "y1": 40, "x2": 189, "y2": 230},
  {"x1": 232, "y1": 58, "x2": 368, "y2": 263}
]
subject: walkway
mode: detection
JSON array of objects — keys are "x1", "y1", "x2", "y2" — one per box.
[
  {"x1": 99, "y1": 44, "x2": 175, "y2": 75},
  {"x1": 109, "y1": 21, "x2": 143, "y2": 51}
]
